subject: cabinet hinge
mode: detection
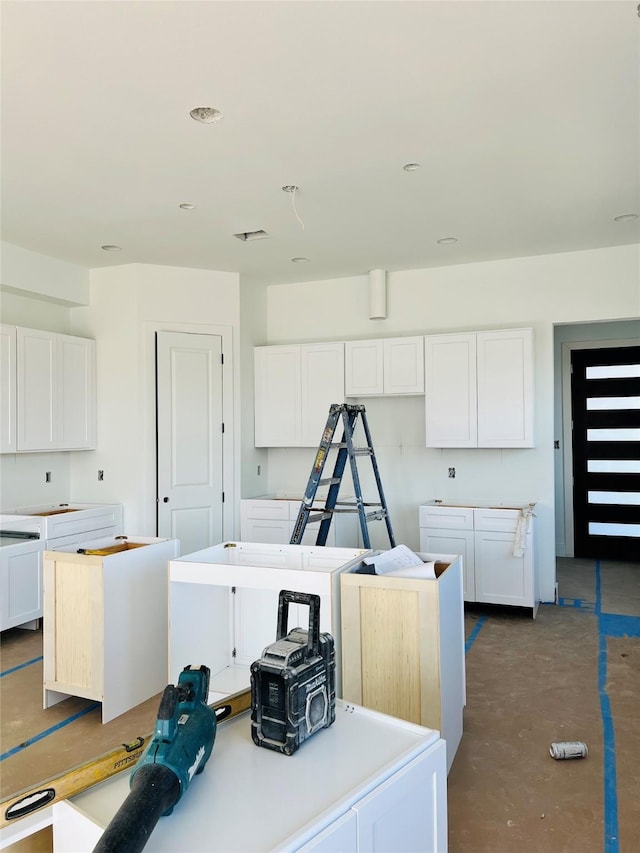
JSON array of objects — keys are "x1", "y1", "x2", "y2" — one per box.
[
  {"x1": 232, "y1": 647, "x2": 237, "y2": 658},
  {"x1": 221, "y1": 352, "x2": 224, "y2": 365},
  {"x1": 231, "y1": 586, "x2": 236, "y2": 594},
  {"x1": 221, "y1": 422, "x2": 225, "y2": 434},
  {"x1": 222, "y1": 491, "x2": 225, "y2": 503}
]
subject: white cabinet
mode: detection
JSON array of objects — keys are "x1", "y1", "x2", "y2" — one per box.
[
  {"x1": 341, "y1": 553, "x2": 466, "y2": 772},
  {"x1": 240, "y1": 497, "x2": 360, "y2": 547},
  {"x1": 52, "y1": 701, "x2": 447, "y2": 853},
  {"x1": 345, "y1": 336, "x2": 424, "y2": 396},
  {"x1": 11, "y1": 327, "x2": 96, "y2": 452},
  {"x1": 5, "y1": 503, "x2": 123, "y2": 548},
  {"x1": 419, "y1": 500, "x2": 538, "y2": 616},
  {"x1": 168, "y1": 541, "x2": 370, "y2": 698},
  {"x1": 254, "y1": 342, "x2": 345, "y2": 447},
  {"x1": 0, "y1": 537, "x2": 44, "y2": 631},
  {"x1": 424, "y1": 327, "x2": 534, "y2": 447},
  {"x1": 43, "y1": 535, "x2": 179, "y2": 723},
  {"x1": 0, "y1": 325, "x2": 17, "y2": 453}
]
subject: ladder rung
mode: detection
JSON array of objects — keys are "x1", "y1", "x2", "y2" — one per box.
[
  {"x1": 308, "y1": 511, "x2": 332, "y2": 523},
  {"x1": 336, "y1": 445, "x2": 373, "y2": 455},
  {"x1": 364, "y1": 510, "x2": 388, "y2": 521},
  {"x1": 318, "y1": 478, "x2": 341, "y2": 486}
]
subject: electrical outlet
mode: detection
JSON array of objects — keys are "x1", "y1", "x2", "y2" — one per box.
[
  {"x1": 448, "y1": 467, "x2": 456, "y2": 478},
  {"x1": 98, "y1": 470, "x2": 104, "y2": 481},
  {"x1": 45, "y1": 471, "x2": 52, "y2": 483}
]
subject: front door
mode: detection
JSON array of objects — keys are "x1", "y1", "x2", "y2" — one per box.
[
  {"x1": 156, "y1": 331, "x2": 224, "y2": 555},
  {"x1": 571, "y1": 345, "x2": 640, "y2": 559}
]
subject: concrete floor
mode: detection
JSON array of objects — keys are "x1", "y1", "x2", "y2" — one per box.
[{"x1": 1, "y1": 557, "x2": 638, "y2": 852}]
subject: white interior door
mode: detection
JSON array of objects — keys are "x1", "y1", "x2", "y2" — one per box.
[{"x1": 156, "y1": 331, "x2": 224, "y2": 555}]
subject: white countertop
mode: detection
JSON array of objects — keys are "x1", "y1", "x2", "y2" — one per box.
[{"x1": 57, "y1": 702, "x2": 440, "y2": 853}]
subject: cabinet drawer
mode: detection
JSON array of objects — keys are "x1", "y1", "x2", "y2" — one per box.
[
  {"x1": 240, "y1": 499, "x2": 291, "y2": 522},
  {"x1": 42, "y1": 508, "x2": 122, "y2": 540},
  {"x1": 419, "y1": 505, "x2": 474, "y2": 530},
  {"x1": 473, "y1": 508, "x2": 521, "y2": 533}
]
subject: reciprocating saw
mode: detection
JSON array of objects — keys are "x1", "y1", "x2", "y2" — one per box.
[{"x1": 93, "y1": 665, "x2": 216, "y2": 853}]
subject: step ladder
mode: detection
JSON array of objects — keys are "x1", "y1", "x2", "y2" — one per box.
[{"x1": 290, "y1": 403, "x2": 396, "y2": 550}]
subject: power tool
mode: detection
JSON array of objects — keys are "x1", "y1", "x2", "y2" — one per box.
[{"x1": 93, "y1": 665, "x2": 216, "y2": 853}]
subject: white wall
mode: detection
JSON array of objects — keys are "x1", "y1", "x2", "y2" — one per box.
[
  {"x1": 69, "y1": 263, "x2": 241, "y2": 535},
  {"x1": 262, "y1": 245, "x2": 640, "y2": 603},
  {"x1": 1, "y1": 241, "x2": 90, "y2": 305},
  {"x1": 239, "y1": 279, "x2": 269, "y2": 499}
]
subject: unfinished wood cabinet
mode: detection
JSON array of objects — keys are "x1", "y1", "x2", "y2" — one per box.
[
  {"x1": 340, "y1": 553, "x2": 465, "y2": 772},
  {"x1": 43, "y1": 536, "x2": 179, "y2": 723}
]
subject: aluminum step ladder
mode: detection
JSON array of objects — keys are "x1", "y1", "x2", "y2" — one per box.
[{"x1": 290, "y1": 403, "x2": 396, "y2": 550}]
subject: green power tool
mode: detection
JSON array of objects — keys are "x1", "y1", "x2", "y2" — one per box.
[{"x1": 93, "y1": 665, "x2": 217, "y2": 853}]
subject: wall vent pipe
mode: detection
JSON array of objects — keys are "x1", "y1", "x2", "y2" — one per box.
[{"x1": 369, "y1": 269, "x2": 387, "y2": 320}]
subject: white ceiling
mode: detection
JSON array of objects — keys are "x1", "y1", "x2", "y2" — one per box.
[{"x1": 2, "y1": 0, "x2": 639, "y2": 286}]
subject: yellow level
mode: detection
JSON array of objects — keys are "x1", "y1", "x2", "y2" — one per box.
[{"x1": 1, "y1": 687, "x2": 251, "y2": 829}]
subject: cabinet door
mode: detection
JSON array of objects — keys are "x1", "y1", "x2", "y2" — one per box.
[
  {"x1": 420, "y1": 528, "x2": 475, "y2": 602},
  {"x1": 475, "y1": 530, "x2": 533, "y2": 607},
  {"x1": 240, "y1": 517, "x2": 291, "y2": 544},
  {"x1": 297, "y1": 810, "x2": 357, "y2": 852},
  {"x1": 383, "y1": 336, "x2": 424, "y2": 394},
  {"x1": 0, "y1": 325, "x2": 17, "y2": 453},
  {"x1": 424, "y1": 333, "x2": 477, "y2": 447},
  {"x1": 354, "y1": 742, "x2": 447, "y2": 852},
  {"x1": 16, "y1": 327, "x2": 57, "y2": 451},
  {"x1": 476, "y1": 328, "x2": 533, "y2": 447},
  {"x1": 345, "y1": 340, "x2": 384, "y2": 396},
  {"x1": 0, "y1": 541, "x2": 43, "y2": 630},
  {"x1": 58, "y1": 335, "x2": 96, "y2": 449},
  {"x1": 300, "y1": 342, "x2": 345, "y2": 446},
  {"x1": 254, "y1": 346, "x2": 301, "y2": 447}
]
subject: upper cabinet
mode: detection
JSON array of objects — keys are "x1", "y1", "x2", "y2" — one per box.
[
  {"x1": 0, "y1": 325, "x2": 17, "y2": 453},
  {"x1": 254, "y1": 342, "x2": 345, "y2": 447},
  {"x1": 425, "y1": 328, "x2": 534, "y2": 448},
  {"x1": 0, "y1": 326, "x2": 97, "y2": 453},
  {"x1": 345, "y1": 336, "x2": 424, "y2": 396}
]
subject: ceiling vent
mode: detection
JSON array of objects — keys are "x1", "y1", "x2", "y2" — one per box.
[{"x1": 233, "y1": 230, "x2": 271, "y2": 242}]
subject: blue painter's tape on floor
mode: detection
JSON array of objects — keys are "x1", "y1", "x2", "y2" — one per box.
[
  {"x1": 0, "y1": 702, "x2": 100, "y2": 762},
  {"x1": 465, "y1": 614, "x2": 487, "y2": 653},
  {"x1": 598, "y1": 612, "x2": 640, "y2": 639},
  {"x1": 558, "y1": 597, "x2": 596, "y2": 612},
  {"x1": 596, "y1": 560, "x2": 620, "y2": 853},
  {"x1": 0, "y1": 656, "x2": 43, "y2": 678}
]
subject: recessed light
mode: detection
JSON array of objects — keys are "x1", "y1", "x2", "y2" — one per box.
[
  {"x1": 402, "y1": 163, "x2": 421, "y2": 172},
  {"x1": 614, "y1": 213, "x2": 638, "y2": 222},
  {"x1": 282, "y1": 185, "x2": 299, "y2": 193},
  {"x1": 101, "y1": 244, "x2": 122, "y2": 252},
  {"x1": 291, "y1": 257, "x2": 310, "y2": 263},
  {"x1": 436, "y1": 237, "x2": 458, "y2": 244},
  {"x1": 189, "y1": 106, "x2": 223, "y2": 124},
  {"x1": 179, "y1": 203, "x2": 195, "y2": 210}
]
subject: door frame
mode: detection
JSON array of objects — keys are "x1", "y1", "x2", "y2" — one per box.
[
  {"x1": 561, "y1": 337, "x2": 637, "y2": 557},
  {"x1": 141, "y1": 320, "x2": 236, "y2": 542}
]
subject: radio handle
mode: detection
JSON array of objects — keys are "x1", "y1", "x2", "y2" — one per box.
[{"x1": 276, "y1": 590, "x2": 321, "y2": 657}]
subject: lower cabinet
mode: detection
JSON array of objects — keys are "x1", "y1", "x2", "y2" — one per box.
[
  {"x1": 43, "y1": 536, "x2": 179, "y2": 723},
  {"x1": 419, "y1": 500, "x2": 537, "y2": 616},
  {"x1": 340, "y1": 553, "x2": 465, "y2": 773},
  {"x1": 0, "y1": 538, "x2": 44, "y2": 631},
  {"x1": 240, "y1": 496, "x2": 360, "y2": 547},
  {"x1": 168, "y1": 541, "x2": 369, "y2": 699},
  {"x1": 52, "y1": 701, "x2": 447, "y2": 853}
]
